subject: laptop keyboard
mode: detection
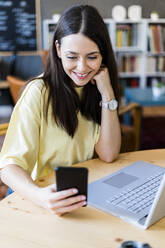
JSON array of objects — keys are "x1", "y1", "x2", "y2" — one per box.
[{"x1": 107, "y1": 172, "x2": 164, "y2": 214}]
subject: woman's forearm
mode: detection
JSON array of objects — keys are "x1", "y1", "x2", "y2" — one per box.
[
  {"x1": 95, "y1": 87, "x2": 121, "y2": 162},
  {"x1": 0, "y1": 164, "x2": 40, "y2": 204},
  {"x1": 93, "y1": 67, "x2": 121, "y2": 163},
  {"x1": 95, "y1": 107, "x2": 121, "y2": 163},
  {"x1": 0, "y1": 164, "x2": 86, "y2": 215}
]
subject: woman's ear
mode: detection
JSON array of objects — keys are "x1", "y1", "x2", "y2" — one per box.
[{"x1": 55, "y1": 40, "x2": 61, "y2": 58}]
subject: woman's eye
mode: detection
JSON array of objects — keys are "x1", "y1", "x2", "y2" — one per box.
[
  {"x1": 88, "y1": 56, "x2": 97, "y2": 60},
  {"x1": 67, "y1": 56, "x2": 77, "y2": 60}
]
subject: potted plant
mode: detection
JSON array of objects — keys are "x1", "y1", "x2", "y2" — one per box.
[{"x1": 152, "y1": 80, "x2": 165, "y2": 97}]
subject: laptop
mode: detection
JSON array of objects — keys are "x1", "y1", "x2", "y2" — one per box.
[{"x1": 88, "y1": 161, "x2": 165, "y2": 229}]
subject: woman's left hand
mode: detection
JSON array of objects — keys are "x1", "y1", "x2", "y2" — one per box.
[{"x1": 91, "y1": 67, "x2": 114, "y2": 100}]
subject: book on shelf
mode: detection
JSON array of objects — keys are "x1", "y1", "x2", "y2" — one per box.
[
  {"x1": 130, "y1": 78, "x2": 139, "y2": 87},
  {"x1": 148, "y1": 25, "x2": 155, "y2": 52},
  {"x1": 147, "y1": 56, "x2": 165, "y2": 72},
  {"x1": 153, "y1": 25, "x2": 160, "y2": 52},
  {"x1": 116, "y1": 24, "x2": 138, "y2": 48},
  {"x1": 132, "y1": 24, "x2": 138, "y2": 47},
  {"x1": 116, "y1": 28, "x2": 123, "y2": 47},
  {"x1": 147, "y1": 57, "x2": 156, "y2": 72},
  {"x1": 118, "y1": 55, "x2": 140, "y2": 73},
  {"x1": 148, "y1": 24, "x2": 165, "y2": 53},
  {"x1": 120, "y1": 78, "x2": 139, "y2": 89},
  {"x1": 157, "y1": 25, "x2": 164, "y2": 52},
  {"x1": 158, "y1": 57, "x2": 165, "y2": 71}
]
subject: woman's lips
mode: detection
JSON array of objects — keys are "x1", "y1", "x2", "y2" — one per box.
[{"x1": 73, "y1": 71, "x2": 91, "y2": 80}]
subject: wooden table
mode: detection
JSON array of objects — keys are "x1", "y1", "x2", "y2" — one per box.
[{"x1": 1, "y1": 149, "x2": 165, "y2": 247}]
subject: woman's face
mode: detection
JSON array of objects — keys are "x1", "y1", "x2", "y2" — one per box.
[{"x1": 56, "y1": 33, "x2": 102, "y2": 87}]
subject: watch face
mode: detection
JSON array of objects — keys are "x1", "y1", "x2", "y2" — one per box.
[{"x1": 109, "y1": 99, "x2": 118, "y2": 110}]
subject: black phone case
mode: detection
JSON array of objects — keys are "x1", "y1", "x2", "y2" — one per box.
[{"x1": 55, "y1": 167, "x2": 88, "y2": 201}]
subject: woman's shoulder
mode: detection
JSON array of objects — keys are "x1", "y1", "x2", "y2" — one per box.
[
  {"x1": 26, "y1": 75, "x2": 45, "y2": 92},
  {"x1": 20, "y1": 76, "x2": 46, "y2": 99},
  {"x1": 15, "y1": 75, "x2": 47, "y2": 110}
]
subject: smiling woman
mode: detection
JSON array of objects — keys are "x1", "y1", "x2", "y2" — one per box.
[
  {"x1": 55, "y1": 34, "x2": 102, "y2": 87},
  {"x1": 0, "y1": 5, "x2": 121, "y2": 215}
]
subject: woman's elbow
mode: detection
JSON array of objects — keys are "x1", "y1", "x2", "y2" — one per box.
[{"x1": 98, "y1": 150, "x2": 119, "y2": 163}]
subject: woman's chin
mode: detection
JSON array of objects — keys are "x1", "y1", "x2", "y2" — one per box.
[{"x1": 72, "y1": 79, "x2": 89, "y2": 87}]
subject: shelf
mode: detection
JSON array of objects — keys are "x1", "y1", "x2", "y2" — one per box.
[
  {"x1": 147, "y1": 19, "x2": 165, "y2": 24},
  {"x1": 116, "y1": 47, "x2": 142, "y2": 53},
  {"x1": 119, "y1": 72, "x2": 140, "y2": 78},
  {"x1": 115, "y1": 19, "x2": 143, "y2": 24},
  {"x1": 147, "y1": 52, "x2": 165, "y2": 56},
  {"x1": 146, "y1": 72, "x2": 165, "y2": 77}
]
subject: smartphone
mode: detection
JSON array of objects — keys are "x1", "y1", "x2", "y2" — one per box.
[{"x1": 55, "y1": 167, "x2": 88, "y2": 205}]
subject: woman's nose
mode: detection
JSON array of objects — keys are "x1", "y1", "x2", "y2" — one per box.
[{"x1": 77, "y1": 59, "x2": 87, "y2": 71}]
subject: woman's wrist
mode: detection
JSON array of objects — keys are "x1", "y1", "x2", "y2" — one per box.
[
  {"x1": 101, "y1": 85, "x2": 115, "y2": 102},
  {"x1": 101, "y1": 94, "x2": 115, "y2": 102}
]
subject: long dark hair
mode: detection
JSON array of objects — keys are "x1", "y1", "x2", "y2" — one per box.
[{"x1": 42, "y1": 5, "x2": 119, "y2": 137}]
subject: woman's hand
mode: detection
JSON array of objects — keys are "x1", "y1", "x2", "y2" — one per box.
[
  {"x1": 0, "y1": 165, "x2": 86, "y2": 216},
  {"x1": 91, "y1": 66, "x2": 115, "y2": 101},
  {"x1": 37, "y1": 184, "x2": 86, "y2": 216}
]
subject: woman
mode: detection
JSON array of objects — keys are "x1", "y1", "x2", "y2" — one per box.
[{"x1": 0, "y1": 5, "x2": 121, "y2": 215}]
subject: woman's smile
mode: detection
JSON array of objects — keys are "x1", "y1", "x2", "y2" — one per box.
[{"x1": 72, "y1": 71, "x2": 91, "y2": 80}]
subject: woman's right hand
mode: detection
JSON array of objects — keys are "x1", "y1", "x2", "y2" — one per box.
[
  {"x1": 36, "y1": 184, "x2": 86, "y2": 216},
  {"x1": 1, "y1": 165, "x2": 86, "y2": 216}
]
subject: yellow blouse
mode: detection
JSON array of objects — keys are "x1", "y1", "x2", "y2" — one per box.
[{"x1": 0, "y1": 78, "x2": 100, "y2": 179}]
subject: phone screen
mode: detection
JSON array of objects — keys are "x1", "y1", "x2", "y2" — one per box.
[{"x1": 55, "y1": 167, "x2": 88, "y2": 204}]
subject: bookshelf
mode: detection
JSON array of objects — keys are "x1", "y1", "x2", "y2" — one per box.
[
  {"x1": 43, "y1": 18, "x2": 165, "y2": 89},
  {"x1": 146, "y1": 19, "x2": 165, "y2": 87}
]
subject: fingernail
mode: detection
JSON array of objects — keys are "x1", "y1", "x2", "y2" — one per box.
[
  {"x1": 81, "y1": 195, "x2": 86, "y2": 200},
  {"x1": 72, "y1": 189, "x2": 78, "y2": 194},
  {"x1": 82, "y1": 201, "x2": 87, "y2": 206}
]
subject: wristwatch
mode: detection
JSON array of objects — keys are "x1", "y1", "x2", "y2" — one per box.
[{"x1": 100, "y1": 99, "x2": 118, "y2": 111}]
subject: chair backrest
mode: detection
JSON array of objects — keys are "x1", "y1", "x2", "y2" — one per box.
[
  {"x1": 7, "y1": 75, "x2": 26, "y2": 104},
  {"x1": 7, "y1": 51, "x2": 48, "y2": 105},
  {"x1": 13, "y1": 55, "x2": 43, "y2": 80},
  {"x1": 119, "y1": 102, "x2": 142, "y2": 153}
]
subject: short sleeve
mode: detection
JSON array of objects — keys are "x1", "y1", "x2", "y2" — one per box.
[{"x1": 0, "y1": 79, "x2": 43, "y2": 175}]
